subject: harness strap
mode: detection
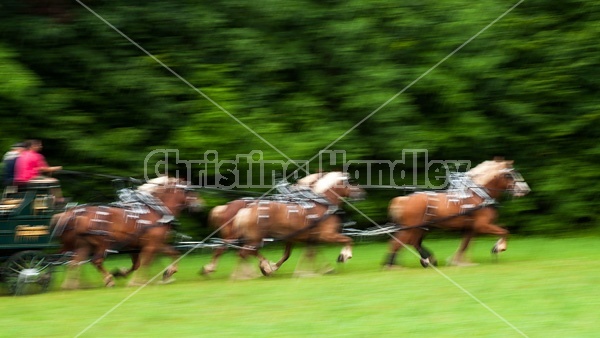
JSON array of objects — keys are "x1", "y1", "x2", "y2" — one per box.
[
  {"x1": 392, "y1": 200, "x2": 497, "y2": 231},
  {"x1": 278, "y1": 205, "x2": 339, "y2": 241}
]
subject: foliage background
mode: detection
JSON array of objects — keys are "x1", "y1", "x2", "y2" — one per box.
[{"x1": 0, "y1": 0, "x2": 598, "y2": 236}]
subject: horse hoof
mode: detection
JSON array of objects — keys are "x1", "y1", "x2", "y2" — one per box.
[
  {"x1": 420, "y1": 258, "x2": 430, "y2": 268},
  {"x1": 259, "y1": 261, "x2": 276, "y2": 276},
  {"x1": 491, "y1": 246, "x2": 505, "y2": 254},
  {"x1": 201, "y1": 263, "x2": 216, "y2": 276},
  {"x1": 111, "y1": 268, "x2": 129, "y2": 278},
  {"x1": 163, "y1": 268, "x2": 177, "y2": 281},
  {"x1": 337, "y1": 247, "x2": 353, "y2": 263},
  {"x1": 259, "y1": 266, "x2": 272, "y2": 277}
]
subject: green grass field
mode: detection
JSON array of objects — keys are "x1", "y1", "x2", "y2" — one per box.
[{"x1": 1, "y1": 236, "x2": 599, "y2": 337}]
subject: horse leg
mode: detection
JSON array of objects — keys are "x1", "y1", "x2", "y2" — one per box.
[
  {"x1": 112, "y1": 253, "x2": 140, "y2": 279},
  {"x1": 203, "y1": 205, "x2": 239, "y2": 275},
  {"x1": 404, "y1": 230, "x2": 437, "y2": 268},
  {"x1": 492, "y1": 237, "x2": 508, "y2": 254},
  {"x1": 252, "y1": 242, "x2": 294, "y2": 276},
  {"x1": 482, "y1": 224, "x2": 510, "y2": 256},
  {"x1": 384, "y1": 240, "x2": 400, "y2": 268},
  {"x1": 231, "y1": 244, "x2": 263, "y2": 280},
  {"x1": 201, "y1": 247, "x2": 225, "y2": 276},
  {"x1": 313, "y1": 230, "x2": 353, "y2": 264},
  {"x1": 294, "y1": 243, "x2": 321, "y2": 277},
  {"x1": 384, "y1": 229, "x2": 422, "y2": 268},
  {"x1": 239, "y1": 244, "x2": 275, "y2": 278},
  {"x1": 257, "y1": 252, "x2": 277, "y2": 277},
  {"x1": 337, "y1": 243, "x2": 353, "y2": 263},
  {"x1": 416, "y1": 241, "x2": 437, "y2": 268},
  {"x1": 231, "y1": 208, "x2": 270, "y2": 278},
  {"x1": 62, "y1": 245, "x2": 90, "y2": 290},
  {"x1": 128, "y1": 245, "x2": 157, "y2": 287},
  {"x1": 448, "y1": 232, "x2": 476, "y2": 266},
  {"x1": 90, "y1": 251, "x2": 115, "y2": 287},
  {"x1": 272, "y1": 242, "x2": 293, "y2": 271},
  {"x1": 474, "y1": 222, "x2": 509, "y2": 262},
  {"x1": 160, "y1": 244, "x2": 181, "y2": 284}
]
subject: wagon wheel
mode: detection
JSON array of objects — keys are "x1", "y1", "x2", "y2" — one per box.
[{"x1": 3, "y1": 250, "x2": 53, "y2": 295}]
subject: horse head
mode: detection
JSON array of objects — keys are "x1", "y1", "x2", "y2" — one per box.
[
  {"x1": 181, "y1": 186, "x2": 205, "y2": 212},
  {"x1": 313, "y1": 172, "x2": 365, "y2": 205},
  {"x1": 469, "y1": 160, "x2": 530, "y2": 199},
  {"x1": 498, "y1": 169, "x2": 530, "y2": 197},
  {"x1": 149, "y1": 178, "x2": 205, "y2": 214}
]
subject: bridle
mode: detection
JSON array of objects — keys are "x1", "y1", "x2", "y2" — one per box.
[{"x1": 483, "y1": 169, "x2": 527, "y2": 196}]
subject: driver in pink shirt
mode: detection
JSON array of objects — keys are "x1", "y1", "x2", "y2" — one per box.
[
  {"x1": 15, "y1": 140, "x2": 62, "y2": 183},
  {"x1": 14, "y1": 139, "x2": 64, "y2": 202}
]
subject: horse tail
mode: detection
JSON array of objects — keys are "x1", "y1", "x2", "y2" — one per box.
[{"x1": 388, "y1": 196, "x2": 409, "y2": 224}]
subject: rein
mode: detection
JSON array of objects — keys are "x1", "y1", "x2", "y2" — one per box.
[{"x1": 56, "y1": 169, "x2": 130, "y2": 180}]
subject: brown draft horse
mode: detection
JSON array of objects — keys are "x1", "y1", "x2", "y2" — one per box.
[
  {"x1": 201, "y1": 172, "x2": 327, "y2": 276},
  {"x1": 232, "y1": 172, "x2": 365, "y2": 278},
  {"x1": 385, "y1": 159, "x2": 530, "y2": 268},
  {"x1": 51, "y1": 177, "x2": 204, "y2": 288}
]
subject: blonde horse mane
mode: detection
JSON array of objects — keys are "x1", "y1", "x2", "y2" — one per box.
[
  {"x1": 467, "y1": 159, "x2": 513, "y2": 185},
  {"x1": 313, "y1": 172, "x2": 347, "y2": 194},
  {"x1": 137, "y1": 176, "x2": 177, "y2": 193},
  {"x1": 296, "y1": 172, "x2": 325, "y2": 187}
]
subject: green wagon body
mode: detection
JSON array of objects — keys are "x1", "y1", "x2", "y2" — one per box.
[{"x1": 0, "y1": 183, "x2": 65, "y2": 295}]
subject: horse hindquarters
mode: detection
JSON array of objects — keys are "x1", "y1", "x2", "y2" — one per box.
[
  {"x1": 202, "y1": 205, "x2": 230, "y2": 275},
  {"x1": 233, "y1": 208, "x2": 262, "y2": 257},
  {"x1": 388, "y1": 196, "x2": 409, "y2": 224},
  {"x1": 50, "y1": 212, "x2": 76, "y2": 253},
  {"x1": 60, "y1": 214, "x2": 116, "y2": 288},
  {"x1": 385, "y1": 195, "x2": 430, "y2": 267},
  {"x1": 204, "y1": 201, "x2": 252, "y2": 273},
  {"x1": 208, "y1": 205, "x2": 230, "y2": 235},
  {"x1": 230, "y1": 207, "x2": 272, "y2": 278}
]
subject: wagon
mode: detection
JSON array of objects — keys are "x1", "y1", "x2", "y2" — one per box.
[{"x1": 0, "y1": 182, "x2": 71, "y2": 295}]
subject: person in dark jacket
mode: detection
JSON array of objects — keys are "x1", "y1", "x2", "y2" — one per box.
[{"x1": 2, "y1": 142, "x2": 26, "y2": 186}]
